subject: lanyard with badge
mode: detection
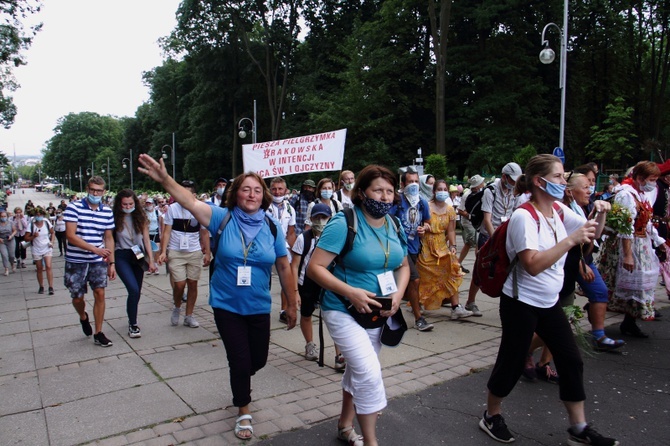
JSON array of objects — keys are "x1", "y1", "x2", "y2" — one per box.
[
  {"x1": 372, "y1": 218, "x2": 398, "y2": 295},
  {"x1": 179, "y1": 207, "x2": 190, "y2": 250},
  {"x1": 237, "y1": 231, "x2": 253, "y2": 286}
]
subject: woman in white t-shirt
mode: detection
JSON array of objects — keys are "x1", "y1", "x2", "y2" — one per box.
[
  {"x1": 478, "y1": 155, "x2": 619, "y2": 446},
  {"x1": 24, "y1": 207, "x2": 55, "y2": 295}
]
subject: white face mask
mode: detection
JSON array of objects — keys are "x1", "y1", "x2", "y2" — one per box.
[
  {"x1": 641, "y1": 181, "x2": 656, "y2": 192},
  {"x1": 344, "y1": 182, "x2": 354, "y2": 191},
  {"x1": 216, "y1": 187, "x2": 226, "y2": 196},
  {"x1": 272, "y1": 195, "x2": 284, "y2": 204},
  {"x1": 311, "y1": 219, "x2": 328, "y2": 233},
  {"x1": 404, "y1": 183, "x2": 419, "y2": 196}
]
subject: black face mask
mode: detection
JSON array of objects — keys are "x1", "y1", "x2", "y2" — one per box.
[{"x1": 302, "y1": 190, "x2": 315, "y2": 201}]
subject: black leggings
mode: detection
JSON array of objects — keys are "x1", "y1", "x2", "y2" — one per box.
[
  {"x1": 213, "y1": 308, "x2": 270, "y2": 407},
  {"x1": 55, "y1": 231, "x2": 67, "y2": 254},
  {"x1": 487, "y1": 295, "x2": 585, "y2": 402}
]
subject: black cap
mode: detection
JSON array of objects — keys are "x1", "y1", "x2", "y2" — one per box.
[{"x1": 215, "y1": 177, "x2": 228, "y2": 185}]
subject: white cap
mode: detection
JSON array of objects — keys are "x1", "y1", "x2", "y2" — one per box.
[{"x1": 502, "y1": 162, "x2": 522, "y2": 182}]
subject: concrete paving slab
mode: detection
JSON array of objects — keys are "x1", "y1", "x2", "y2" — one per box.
[
  {"x1": 0, "y1": 410, "x2": 49, "y2": 446},
  {"x1": 0, "y1": 331, "x2": 33, "y2": 353},
  {"x1": 30, "y1": 311, "x2": 83, "y2": 331},
  {"x1": 0, "y1": 309, "x2": 28, "y2": 324},
  {"x1": 167, "y1": 362, "x2": 309, "y2": 414},
  {"x1": 0, "y1": 300, "x2": 27, "y2": 313},
  {"x1": 0, "y1": 374, "x2": 42, "y2": 416},
  {"x1": 143, "y1": 341, "x2": 228, "y2": 379},
  {"x1": 34, "y1": 331, "x2": 133, "y2": 369},
  {"x1": 0, "y1": 349, "x2": 36, "y2": 376},
  {"x1": 31, "y1": 323, "x2": 94, "y2": 348},
  {"x1": 0, "y1": 318, "x2": 30, "y2": 336},
  {"x1": 40, "y1": 356, "x2": 159, "y2": 406},
  {"x1": 28, "y1": 302, "x2": 80, "y2": 320},
  {"x1": 108, "y1": 312, "x2": 219, "y2": 350},
  {"x1": 400, "y1": 319, "x2": 500, "y2": 353},
  {"x1": 45, "y1": 381, "x2": 194, "y2": 446}
]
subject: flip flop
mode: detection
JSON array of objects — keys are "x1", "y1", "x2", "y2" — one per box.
[{"x1": 235, "y1": 414, "x2": 253, "y2": 440}]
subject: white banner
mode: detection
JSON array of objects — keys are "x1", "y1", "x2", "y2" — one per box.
[{"x1": 242, "y1": 129, "x2": 347, "y2": 178}]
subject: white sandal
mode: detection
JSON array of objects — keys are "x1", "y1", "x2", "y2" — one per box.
[
  {"x1": 337, "y1": 425, "x2": 364, "y2": 446},
  {"x1": 235, "y1": 414, "x2": 253, "y2": 440}
]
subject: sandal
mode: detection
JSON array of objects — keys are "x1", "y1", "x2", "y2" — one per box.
[
  {"x1": 593, "y1": 335, "x2": 625, "y2": 350},
  {"x1": 337, "y1": 425, "x2": 364, "y2": 446},
  {"x1": 234, "y1": 414, "x2": 253, "y2": 440}
]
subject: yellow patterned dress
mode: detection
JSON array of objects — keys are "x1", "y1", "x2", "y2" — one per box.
[{"x1": 417, "y1": 203, "x2": 463, "y2": 310}]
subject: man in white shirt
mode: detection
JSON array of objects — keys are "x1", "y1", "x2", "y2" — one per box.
[
  {"x1": 158, "y1": 180, "x2": 211, "y2": 328},
  {"x1": 209, "y1": 177, "x2": 228, "y2": 207},
  {"x1": 267, "y1": 176, "x2": 297, "y2": 323}
]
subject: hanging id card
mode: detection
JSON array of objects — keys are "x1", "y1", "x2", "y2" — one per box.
[
  {"x1": 237, "y1": 266, "x2": 252, "y2": 286},
  {"x1": 179, "y1": 234, "x2": 189, "y2": 250},
  {"x1": 377, "y1": 271, "x2": 398, "y2": 296}
]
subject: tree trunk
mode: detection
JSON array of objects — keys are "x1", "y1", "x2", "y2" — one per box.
[{"x1": 428, "y1": 0, "x2": 453, "y2": 156}]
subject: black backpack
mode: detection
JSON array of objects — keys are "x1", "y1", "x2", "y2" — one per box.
[{"x1": 464, "y1": 183, "x2": 495, "y2": 229}]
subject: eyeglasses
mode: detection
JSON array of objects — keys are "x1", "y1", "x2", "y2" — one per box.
[{"x1": 89, "y1": 188, "x2": 105, "y2": 195}]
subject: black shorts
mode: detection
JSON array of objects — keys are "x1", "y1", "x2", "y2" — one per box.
[{"x1": 408, "y1": 253, "x2": 419, "y2": 281}]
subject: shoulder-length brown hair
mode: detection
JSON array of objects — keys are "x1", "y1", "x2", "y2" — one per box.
[
  {"x1": 351, "y1": 165, "x2": 398, "y2": 207},
  {"x1": 226, "y1": 172, "x2": 273, "y2": 211},
  {"x1": 113, "y1": 189, "x2": 147, "y2": 235}
]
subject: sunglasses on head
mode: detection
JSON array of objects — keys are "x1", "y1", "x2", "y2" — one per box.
[{"x1": 181, "y1": 180, "x2": 195, "y2": 187}]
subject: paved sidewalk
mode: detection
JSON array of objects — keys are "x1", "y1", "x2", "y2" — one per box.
[{"x1": 1, "y1": 189, "x2": 667, "y2": 445}]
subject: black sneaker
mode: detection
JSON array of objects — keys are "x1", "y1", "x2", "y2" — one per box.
[
  {"x1": 38, "y1": 286, "x2": 44, "y2": 294},
  {"x1": 48, "y1": 287, "x2": 54, "y2": 295},
  {"x1": 279, "y1": 310, "x2": 288, "y2": 324},
  {"x1": 567, "y1": 424, "x2": 619, "y2": 446},
  {"x1": 94, "y1": 332, "x2": 113, "y2": 347},
  {"x1": 128, "y1": 325, "x2": 142, "y2": 338},
  {"x1": 479, "y1": 411, "x2": 515, "y2": 443},
  {"x1": 80, "y1": 312, "x2": 93, "y2": 336}
]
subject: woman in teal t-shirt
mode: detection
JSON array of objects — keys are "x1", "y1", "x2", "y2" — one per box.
[
  {"x1": 137, "y1": 155, "x2": 298, "y2": 442},
  {"x1": 308, "y1": 165, "x2": 409, "y2": 446}
]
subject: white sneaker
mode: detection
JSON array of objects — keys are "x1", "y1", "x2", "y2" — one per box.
[
  {"x1": 171, "y1": 306, "x2": 181, "y2": 326},
  {"x1": 451, "y1": 304, "x2": 474, "y2": 320},
  {"x1": 183, "y1": 315, "x2": 200, "y2": 328},
  {"x1": 305, "y1": 342, "x2": 318, "y2": 361}
]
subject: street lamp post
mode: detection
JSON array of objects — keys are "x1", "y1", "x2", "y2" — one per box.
[
  {"x1": 161, "y1": 141, "x2": 176, "y2": 180},
  {"x1": 539, "y1": 0, "x2": 569, "y2": 152},
  {"x1": 122, "y1": 150, "x2": 134, "y2": 190},
  {"x1": 78, "y1": 166, "x2": 83, "y2": 192},
  {"x1": 100, "y1": 157, "x2": 111, "y2": 188},
  {"x1": 236, "y1": 100, "x2": 257, "y2": 177}
]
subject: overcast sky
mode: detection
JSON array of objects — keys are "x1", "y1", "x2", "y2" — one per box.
[{"x1": 1, "y1": 0, "x2": 182, "y2": 158}]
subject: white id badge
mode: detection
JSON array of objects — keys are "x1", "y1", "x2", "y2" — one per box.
[
  {"x1": 131, "y1": 244, "x2": 144, "y2": 260},
  {"x1": 179, "y1": 234, "x2": 189, "y2": 250},
  {"x1": 500, "y1": 216, "x2": 508, "y2": 222},
  {"x1": 377, "y1": 271, "x2": 398, "y2": 296},
  {"x1": 237, "y1": 266, "x2": 252, "y2": 286}
]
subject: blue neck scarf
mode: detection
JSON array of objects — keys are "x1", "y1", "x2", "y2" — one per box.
[{"x1": 233, "y1": 207, "x2": 266, "y2": 243}]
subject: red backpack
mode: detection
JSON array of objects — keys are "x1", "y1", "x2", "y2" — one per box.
[{"x1": 474, "y1": 202, "x2": 563, "y2": 298}]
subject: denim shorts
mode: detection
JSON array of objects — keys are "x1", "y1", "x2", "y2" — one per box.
[{"x1": 64, "y1": 261, "x2": 108, "y2": 298}]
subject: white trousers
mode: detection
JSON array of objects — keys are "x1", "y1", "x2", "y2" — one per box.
[{"x1": 323, "y1": 310, "x2": 386, "y2": 415}]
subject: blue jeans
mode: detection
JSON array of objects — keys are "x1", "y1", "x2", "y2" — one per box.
[
  {"x1": 576, "y1": 262, "x2": 608, "y2": 303},
  {"x1": 115, "y1": 249, "x2": 145, "y2": 325}
]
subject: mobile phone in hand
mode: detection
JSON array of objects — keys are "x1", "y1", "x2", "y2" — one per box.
[{"x1": 372, "y1": 296, "x2": 393, "y2": 311}]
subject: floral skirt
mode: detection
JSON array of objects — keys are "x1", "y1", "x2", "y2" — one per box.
[{"x1": 417, "y1": 252, "x2": 463, "y2": 310}]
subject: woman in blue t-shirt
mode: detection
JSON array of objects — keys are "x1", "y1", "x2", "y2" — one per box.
[
  {"x1": 137, "y1": 155, "x2": 298, "y2": 441},
  {"x1": 308, "y1": 165, "x2": 409, "y2": 446}
]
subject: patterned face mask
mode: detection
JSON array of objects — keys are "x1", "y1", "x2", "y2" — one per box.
[{"x1": 362, "y1": 195, "x2": 393, "y2": 219}]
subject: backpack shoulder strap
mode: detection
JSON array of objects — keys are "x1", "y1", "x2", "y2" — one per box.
[
  {"x1": 211, "y1": 211, "x2": 232, "y2": 258},
  {"x1": 265, "y1": 216, "x2": 278, "y2": 240},
  {"x1": 297, "y1": 230, "x2": 314, "y2": 277},
  {"x1": 337, "y1": 208, "x2": 357, "y2": 262}
]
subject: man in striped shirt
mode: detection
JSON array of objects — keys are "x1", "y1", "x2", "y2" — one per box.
[{"x1": 64, "y1": 176, "x2": 116, "y2": 347}]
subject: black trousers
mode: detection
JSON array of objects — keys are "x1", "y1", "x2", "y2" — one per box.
[
  {"x1": 213, "y1": 308, "x2": 270, "y2": 407},
  {"x1": 487, "y1": 295, "x2": 585, "y2": 402}
]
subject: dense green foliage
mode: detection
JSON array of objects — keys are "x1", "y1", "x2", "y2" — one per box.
[
  {"x1": 37, "y1": 0, "x2": 670, "y2": 192},
  {"x1": 0, "y1": 0, "x2": 42, "y2": 128}
]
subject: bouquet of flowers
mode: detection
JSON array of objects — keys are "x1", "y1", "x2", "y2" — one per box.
[{"x1": 604, "y1": 202, "x2": 633, "y2": 236}]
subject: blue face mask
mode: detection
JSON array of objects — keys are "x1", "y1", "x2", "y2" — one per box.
[
  {"x1": 641, "y1": 181, "x2": 656, "y2": 192},
  {"x1": 122, "y1": 207, "x2": 135, "y2": 214},
  {"x1": 320, "y1": 190, "x2": 333, "y2": 200},
  {"x1": 35, "y1": 216, "x2": 44, "y2": 222},
  {"x1": 435, "y1": 191, "x2": 450, "y2": 202},
  {"x1": 540, "y1": 177, "x2": 566, "y2": 200},
  {"x1": 0, "y1": 217, "x2": 7, "y2": 222},
  {"x1": 404, "y1": 183, "x2": 420, "y2": 197},
  {"x1": 588, "y1": 185, "x2": 595, "y2": 195},
  {"x1": 88, "y1": 194, "x2": 102, "y2": 204}
]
